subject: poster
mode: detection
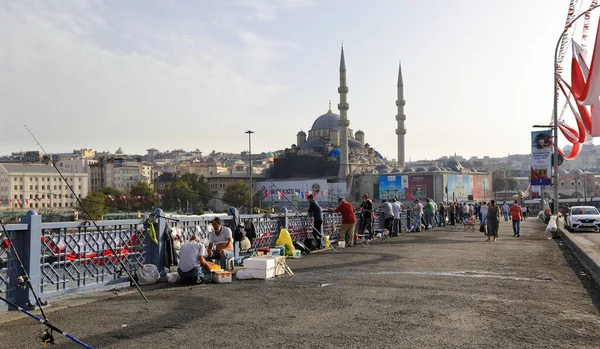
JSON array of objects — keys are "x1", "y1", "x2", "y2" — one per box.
[
  {"x1": 379, "y1": 175, "x2": 406, "y2": 201},
  {"x1": 446, "y1": 174, "x2": 472, "y2": 201},
  {"x1": 531, "y1": 185, "x2": 541, "y2": 201},
  {"x1": 472, "y1": 175, "x2": 491, "y2": 200},
  {"x1": 406, "y1": 175, "x2": 433, "y2": 201},
  {"x1": 531, "y1": 130, "x2": 552, "y2": 185}
]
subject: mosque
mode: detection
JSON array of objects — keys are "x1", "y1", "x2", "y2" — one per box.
[{"x1": 270, "y1": 47, "x2": 407, "y2": 180}]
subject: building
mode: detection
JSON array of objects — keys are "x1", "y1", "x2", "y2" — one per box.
[
  {"x1": 0, "y1": 163, "x2": 88, "y2": 210},
  {"x1": 89, "y1": 157, "x2": 151, "y2": 192}
]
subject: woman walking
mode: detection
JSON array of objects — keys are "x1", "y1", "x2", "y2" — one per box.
[{"x1": 486, "y1": 200, "x2": 501, "y2": 242}]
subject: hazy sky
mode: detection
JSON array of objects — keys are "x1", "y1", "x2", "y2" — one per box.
[{"x1": 0, "y1": 0, "x2": 594, "y2": 160}]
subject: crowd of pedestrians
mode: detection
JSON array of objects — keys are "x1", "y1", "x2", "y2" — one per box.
[{"x1": 328, "y1": 193, "x2": 529, "y2": 246}]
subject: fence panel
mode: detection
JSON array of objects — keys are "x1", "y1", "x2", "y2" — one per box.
[
  {"x1": 0, "y1": 224, "x2": 28, "y2": 307},
  {"x1": 39, "y1": 219, "x2": 147, "y2": 296}
]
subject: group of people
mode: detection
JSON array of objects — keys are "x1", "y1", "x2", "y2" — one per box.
[{"x1": 176, "y1": 217, "x2": 235, "y2": 284}]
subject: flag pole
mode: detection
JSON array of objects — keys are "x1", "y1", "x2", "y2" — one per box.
[{"x1": 553, "y1": 4, "x2": 600, "y2": 216}]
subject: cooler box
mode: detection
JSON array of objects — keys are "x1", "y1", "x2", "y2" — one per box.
[
  {"x1": 243, "y1": 257, "x2": 286, "y2": 279},
  {"x1": 213, "y1": 270, "x2": 232, "y2": 283}
]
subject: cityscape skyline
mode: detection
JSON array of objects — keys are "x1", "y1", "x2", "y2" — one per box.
[{"x1": 0, "y1": 1, "x2": 593, "y2": 161}]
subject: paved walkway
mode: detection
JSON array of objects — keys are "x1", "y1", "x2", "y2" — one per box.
[{"x1": 1, "y1": 219, "x2": 600, "y2": 349}]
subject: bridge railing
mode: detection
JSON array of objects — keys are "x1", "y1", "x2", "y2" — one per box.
[{"x1": 1, "y1": 208, "x2": 342, "y2": 310}]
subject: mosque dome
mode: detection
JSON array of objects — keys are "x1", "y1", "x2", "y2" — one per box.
[
  {"x1": 373, "y1": 151, "x2": 385, "y2": 160},
  {"x1": 403, "y1": 168, "x2": 415, "y2": 173},
  {"x1": 391, "y1": 168, "x2": 401, "y2": 174},
  {"x1": 115, "y1": 147, "x2": 124, "y2": 155},
  {"x1": 376, "y1": 164, "x2": 390, "y2": 174},
  {"x1": 300, "y1": 138, "x2": 327, "y2": 150},
  {"x1": 429, "y1": 166, "x2": 441, "y2": 172},
  {"x1": 348, "y1": 139, "x2": 363, "y2": 149},
  {"x1": 355, "y1": 130, "x2": 364, "y2": 135},
  {"x1": 415, "y1": 167, "x2": 427, "y2": 173},
  {"x1": 265, "y1": 152, "x2": 274, "y2": 158},
  {"x1": 311, "y1": 111, "x2": 340, "y2": 130},
  {"x1": 296, "y1": 130, "x2": 306, "y2": 136},
  {"x1": 445, "y1": 159, "x2": 463, "y2": 172}
]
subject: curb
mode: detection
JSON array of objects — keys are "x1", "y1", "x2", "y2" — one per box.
[
  {"x1": 558, "y1": 223, "x2": 600, "y2": 288},
  {"x1": 0, "y1": 286, "x2": 137, "y2": 325}
]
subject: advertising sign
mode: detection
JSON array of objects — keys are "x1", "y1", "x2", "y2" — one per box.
[
  {"x1": 531, "y1": 185, "x2": 542, "y2": 201},
  {"x1": 446, "y1": 174, "x2": 473, "y2": 201},
  {"x1": 531, "y1": 130, "x2": 552, "y2": 185},
  {"x1": 406, "y1": 175, "x2": 433, "y2": 201},
  {"x1": 472, "y1": 175, "x2": 491, "y2": 200},
  {"x1": 379, "y1": 175, "x2": 407, "y2": 201},
  {"x1": 255, "y1": 179, "x2": 329, "y2": 201}
]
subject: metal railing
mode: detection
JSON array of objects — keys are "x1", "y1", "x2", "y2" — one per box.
[{"x1": 1, "y1": 208, "x2": 342, "y2": 310}]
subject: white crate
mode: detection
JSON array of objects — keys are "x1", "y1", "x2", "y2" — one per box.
[
  {"x1": 243, "y1": 257, "x2": 276, "y2": 269},
  {"x1": 213, "y1": 270, "x2": 232, "y2": 283},
  {"x1": 245, "y1": 267, "x2": 276, "y2": 279}
]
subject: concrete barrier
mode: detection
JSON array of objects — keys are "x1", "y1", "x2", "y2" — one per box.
[{"x1": 557, "y1": 219, "x2": 600, "y2": 287}]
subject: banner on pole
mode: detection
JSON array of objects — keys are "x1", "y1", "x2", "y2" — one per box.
[
  {"x1": 531, "y1": 185, "x2": 542, "y2": 201},
  {"x1": 531, "y1": 131, "x2": 553, "y2": 186}
]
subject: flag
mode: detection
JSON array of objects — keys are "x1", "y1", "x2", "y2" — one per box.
[{"x1": 574, "y1": 18, "x2": 600, "y2": 105}]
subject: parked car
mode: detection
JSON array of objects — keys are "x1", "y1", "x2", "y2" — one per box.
[{"x1": 564, "y1": 206, "x2": 600, "y2": 232}]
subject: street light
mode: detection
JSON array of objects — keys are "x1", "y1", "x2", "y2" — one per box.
[
  {"x1": 245, "y1": 130, "x2": 254, "y2": 214},
  {"x1": 552, "y1": 4, "x2": 600, "y2": 215}
]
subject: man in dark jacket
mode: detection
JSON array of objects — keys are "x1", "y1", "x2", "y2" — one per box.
[{"x1": 307, "y1": 194, "x2": 324, "y2": 249}]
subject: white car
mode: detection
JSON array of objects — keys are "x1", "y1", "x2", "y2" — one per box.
[{"x1": 565, "y1": 206, "x2": 600, "y2": 232}]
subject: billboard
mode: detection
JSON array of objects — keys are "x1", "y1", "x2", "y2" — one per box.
[
  {"x1": 446, "y1": 174, "x2": 473, "y2": 201},
  {"x1": 379, "y1": 175, "x2": 407, "y2": 201},
  {"x1": 406, "y1": 175, "x2": 433, "y2": 201},
  {"x1": 531, "y1": 130, "x2": 552, "y2": 185},
  {"x1": 255, "y1": 179, "x2": 345, "y2": 202},
  {"x1": 472, "y1": 175, "x2": 492, "y2": 200}
]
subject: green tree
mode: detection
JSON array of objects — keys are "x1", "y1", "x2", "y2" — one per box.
[
  {"x1": 129, "y1": 182, "x2": 156, "y2": 211},
  {"x1": 506, "y1": 178, "x2": 518, "y2": 191},
  {"x1": 80, "y1": 191, "x2": 108, "y2": 220},
  {"x1": 492, "y1": 177, "x2": 507, "y2": 193},
  {"x1": 222, "y1": 180, "x2": 250, "y2": 211},
  {"x1": 179, "y1": 173, "x2": 211, "y2": 207}
]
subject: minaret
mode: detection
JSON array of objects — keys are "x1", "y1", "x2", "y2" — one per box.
[
  {"x1": 395, "y1": 62, "x2": 406, "y2": 168},
  {"x1": 338, "y1": 46, "x2": 350, "y2": 180}
]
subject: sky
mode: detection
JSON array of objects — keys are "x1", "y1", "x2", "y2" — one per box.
[{"x1": 0, "y1": 0, "x2": 596, "y2": 161}]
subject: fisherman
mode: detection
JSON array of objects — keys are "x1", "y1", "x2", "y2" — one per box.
[
  {"x1": 334, "y1": 197, "x2": 356, "y2": 247},
  {"x1": 177, "y1": 235, "x2": 211, "y2": 284},
  {"x1": 207, "y1": 217, "x2": 234, "y2": 270},
  {"x1": 307, "y1": 194, "x2": 324, "y2": 249}
]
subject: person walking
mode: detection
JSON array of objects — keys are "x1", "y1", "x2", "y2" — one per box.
[
  {"x1": 501, "y1": 202, "x2": 509, "y2": 221},
  {"x1": 486, "y1": 200, "x2": 501, "y2": 242},
  {"x1": 333, "y1": 198, "x2": 356, "y2": 247},
  {"x1": 509, "y1": 200, "x2": 522, "y2": 237}
]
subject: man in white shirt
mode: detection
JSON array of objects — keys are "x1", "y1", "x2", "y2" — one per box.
[
  {"x1": 391, "y1": 198, "x2": 401, "y2": 236},
  {"x1": 177, "y1": 236, "x2": 210, "y2": 284},
  {"x1": 208, "y1": 217, "x2": 235, "y2": 271},
  {"x1": 502, "y1": 202, "x2": 510, "y2": 221},
  {"x1": 412, "y1": 199, "x2": 424, "y2": 232}
]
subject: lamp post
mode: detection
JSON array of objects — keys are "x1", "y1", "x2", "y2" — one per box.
[
  {"x1": 245, "y1": 130, "x2": 254, "y2": 214},
  {"x1": 552, "y1": 4, "x2": 600, "y2": 215}
]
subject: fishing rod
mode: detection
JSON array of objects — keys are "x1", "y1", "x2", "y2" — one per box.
[
  {"x1": 0, "y1": 293, "x2": 93, "y2": 348},
  {"x1": 0, "y1": 218, "x2": 49, "y2": 318},
  {"x1": 265, "y1": 179, "x2": 337, "y2": 252},
  {"x1": 25, "y1": 126, "x2": 148, "y2": 303}
]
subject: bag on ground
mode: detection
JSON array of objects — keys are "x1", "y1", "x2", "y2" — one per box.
[{"x1": 136, "y1": 264, "x2": 160, "y2": 285}]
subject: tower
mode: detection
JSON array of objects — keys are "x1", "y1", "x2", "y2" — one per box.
[
  {"x1": 395, "y1": 62, "x2": 406, "y2": 168},
  {"x1": 338, "y1": 46, "x2": 350, "y2": 180}
]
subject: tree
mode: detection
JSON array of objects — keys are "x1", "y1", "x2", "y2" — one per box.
[
  {"x1": 492, "y1": 177, "x2": 507, "y2": 193},
  {"x1": 179, "y1": 173, "x2": 211, "y2": 207},
  {"x1": 506, "y1": 178, "x2": 518, "y2": 191},
  {"x1": 80, "y1": 191, "x2": 108, "y2": 220},
  {"x1": 129, "y1": 182, "x2": 156, "y2": 211},
  {"x1": 222, "y1": 180, "x2": 250, "y2": 211}
]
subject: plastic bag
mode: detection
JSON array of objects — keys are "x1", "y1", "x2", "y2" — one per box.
[
  {"x1": 236, "y1": 269, "x2": 254, "y2": 280},
  {"x1": 136, "y1": 264, "x2": 160, "y2": 285},
  {"x1": 275, "y1": 228, "x2": 294, "y2": 256},
  {"x1": 545, "y1": 216, "x2": 557, "y2": 233}
]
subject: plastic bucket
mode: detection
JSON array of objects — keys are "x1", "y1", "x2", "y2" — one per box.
[{"x1": 338, "y1": 241, "x2": 346, "y2": 248}]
